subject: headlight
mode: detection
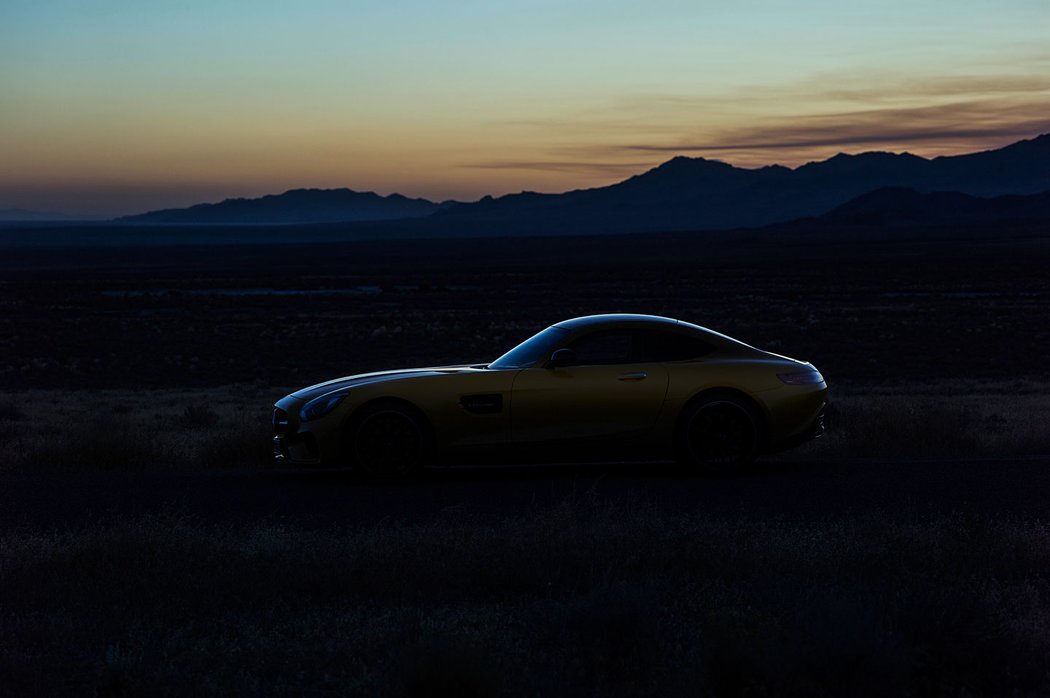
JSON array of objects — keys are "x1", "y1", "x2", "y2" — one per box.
[{"x1": 299, "y1": 392, "x2": 348, "y2": 421}]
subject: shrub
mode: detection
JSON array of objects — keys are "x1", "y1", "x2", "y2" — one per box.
[
  {"x1": 176, "y1": 404, "x2": 217, "y2": 428},
  {"x1": 195, "y1": 419, "x2": 272, "y2": 468}
]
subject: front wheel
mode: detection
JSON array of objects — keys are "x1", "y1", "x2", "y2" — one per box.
[
  {"x1": 677, "y1": 396, "x2": 761, "y2": 474},
  {"x1": 345, "y1": 404, "x2": 429, "y2": 478}
]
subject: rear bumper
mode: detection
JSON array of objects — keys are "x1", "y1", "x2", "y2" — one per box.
[{"x1": 769, "y1": 401, "x2": 827, "y2": 453}]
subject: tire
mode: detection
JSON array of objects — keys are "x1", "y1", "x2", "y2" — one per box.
[
  {"x1": 345, "y1": 403, "x2": 429, "y2": 478},
  {"x1": 677, "y1": 395, "x2": 761, "y2": 474}
]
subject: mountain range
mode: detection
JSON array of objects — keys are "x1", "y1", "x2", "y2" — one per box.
[
  {"x1": 120, "y1": 189, "x2": 453, "y2": 225},
  {"x1": 106, "y1": 132, "x2": 1050, "y2": 233},
  {"x1": 428, "y1": 134, "x2": 1050, "y2": 235},
  {"x1": 804, "y1": 187, "x2": 1050, "y2": 229}
]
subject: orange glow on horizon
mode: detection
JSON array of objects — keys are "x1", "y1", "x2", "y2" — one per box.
[{"x1": 3, "y1": 2, "x2": 1049, "y2": 216}]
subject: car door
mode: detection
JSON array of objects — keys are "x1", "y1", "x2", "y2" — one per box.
[{"x1": 510, "y1": 329, "x2": 669, "y2": 445}]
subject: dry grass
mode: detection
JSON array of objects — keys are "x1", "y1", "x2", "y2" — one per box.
[
  {"x1": 3, "y1": 382, "x2": 1050, "y2": 695},
  {"x1": 0, "y1": 386, "x2": 277, "y2": 472},
  {"x1": 2, "y1": 381, "x2": 1050, "y2": 472},
  {"x1": 803, "y1": 381, "x2": 1050, "y2": 459},
  {"x1": 2, "y1": 502, "x2": 1049, "y2": 696}
]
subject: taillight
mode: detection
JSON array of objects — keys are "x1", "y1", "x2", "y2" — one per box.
[{"x1": 777, "y1": 369, "x2": 824, "y2": 385}]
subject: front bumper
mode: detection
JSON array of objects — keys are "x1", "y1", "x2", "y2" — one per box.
[
  {"x1": 272, "y1": 432, "x2": 321, "y2": 464},
  {"x1": 272, "y1": 404, "x2": 322, "y2": 465}
]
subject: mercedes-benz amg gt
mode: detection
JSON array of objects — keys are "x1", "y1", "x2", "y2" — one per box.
[{"x1": 272, "y1": 314, "x2": 827, "y2": 476}]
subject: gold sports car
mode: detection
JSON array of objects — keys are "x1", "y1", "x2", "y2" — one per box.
[{"x1": 273, "y1": 314, "x2": 827, "y2": 476}]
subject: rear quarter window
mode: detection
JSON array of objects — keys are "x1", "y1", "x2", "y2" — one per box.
[{"x1": 636, "y1": 330, "x2": 715, "y2": 362}]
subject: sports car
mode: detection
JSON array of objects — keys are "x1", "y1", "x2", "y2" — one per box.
[{"x1": 272, "y1": 314, "x2": 827, "y2": 476}]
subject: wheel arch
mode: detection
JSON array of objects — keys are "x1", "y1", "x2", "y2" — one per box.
[
  {"x1": 342, "y1": 396, "x2": 433, "y2": 433},
  {"x1": 675, "y1": 387, "x2": 770, "y2": 451},
  {"x1": 339, "y1": 396, "x2": 434, "y2": 462}
]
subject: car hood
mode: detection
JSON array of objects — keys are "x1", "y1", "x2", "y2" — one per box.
[{"x1": 289, "y1": 365, "x2": 488, "y2": 401}]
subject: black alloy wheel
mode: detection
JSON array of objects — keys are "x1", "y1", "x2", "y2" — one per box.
[
  {"x1": 350, "y1": 406, "x2": 427, "y2": 478},
  {"x1": 680, "y1": 396, "x2": 760, "y2": 473}
]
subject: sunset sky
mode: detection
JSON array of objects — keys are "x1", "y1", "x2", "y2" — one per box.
[{"x1": 2, "y1": 0, "x2": 1049, "y2": 217}]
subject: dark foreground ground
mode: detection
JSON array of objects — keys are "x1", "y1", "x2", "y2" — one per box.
[
  {"x1": 3, "y1": 456, "x2": 1050, "y2": 531},
  {"x1": 3, "y1": 225, "x2": 1050, "y2": 695},
  {"x1": 4, "y1": 457, "x2": 1050, "y2": 697}
]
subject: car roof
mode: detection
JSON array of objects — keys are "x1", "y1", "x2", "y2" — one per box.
[
  {"x1": 551, "y1": 314, "x2": 757, "y2": 352},
  {"x1": 553, "y1": 314, "x2": 682, "y2": 330}
]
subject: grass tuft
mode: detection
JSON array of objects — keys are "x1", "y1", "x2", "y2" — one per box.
[{"x1": 176, "y1": 404, "x2": 217, "y2": 428}]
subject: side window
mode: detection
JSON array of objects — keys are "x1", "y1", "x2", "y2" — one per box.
[
  {"x1": 567, "y1": 330, "x2": 633, "y2": 365},
  {"x1": 636, "y1": 330, "x2": 714, "y2": 362}
]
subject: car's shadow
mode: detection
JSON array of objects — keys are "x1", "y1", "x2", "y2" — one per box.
[{"x1": 265, "y1": 457, "x2": 834, "y2": 487}]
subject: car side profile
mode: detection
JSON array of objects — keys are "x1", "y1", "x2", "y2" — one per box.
[{"x1": 272, "y1": 314, "x2": 827, "y2": 476}]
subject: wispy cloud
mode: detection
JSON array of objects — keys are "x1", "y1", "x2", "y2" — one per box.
[
  {"x1": 625, "y1": 100, "x2": 1050, "y2": 154},
  {"x1": 468, "y1": 67, "x2": 1050, "y2": 174},
  {"x1": 821, "y1": 75, "x2": 1050, "y2": 102},
  {"x1": 460, "y1": 159, "x2": 654, "y2": 176}
]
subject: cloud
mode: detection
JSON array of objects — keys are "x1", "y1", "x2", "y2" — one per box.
[
  {"x1": 469, "y1": 69, "x2": 1050, "y2": 172},
  {"x1": 460, "y1": 159, "x2": 654, "y2": 176},
  {"x1": 820, "y1": 75, "x2": 1050, "y2": 102},
  {"x1": 624, "y1": 100, "x2": 1050, "y2": 154}
]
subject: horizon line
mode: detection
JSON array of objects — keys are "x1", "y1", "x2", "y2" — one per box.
[{"x1": 6, "y1": 130, "x2": 1048, "y2": 221}]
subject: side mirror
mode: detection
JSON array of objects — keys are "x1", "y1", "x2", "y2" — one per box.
[{"x1": 548, "y1": 348, "x2": 576, "y2": 369}]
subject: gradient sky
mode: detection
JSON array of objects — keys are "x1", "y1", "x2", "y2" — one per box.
[{"x1": 2, "y1": 0, "x2": 1049, "y2": 217}]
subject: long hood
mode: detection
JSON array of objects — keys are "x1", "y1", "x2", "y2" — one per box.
[{"x1": 289, "y1": 365, "x2": 485, "y2": 401}]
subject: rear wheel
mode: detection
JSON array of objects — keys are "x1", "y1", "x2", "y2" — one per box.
[
  {"x1": 346, "y1": 404, "x2": 428, "y2": 478},
  {"x1": 678, "y1": 396, "x2": 761, "y2": 474}
]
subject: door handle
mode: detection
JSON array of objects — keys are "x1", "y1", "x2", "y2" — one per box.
[{"x1": 618, "y1": 372, "x2": 648, "y2": 381}]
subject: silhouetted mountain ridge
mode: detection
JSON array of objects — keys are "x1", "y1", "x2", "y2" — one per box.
[
  {"x1": 120, "y1": 188, "x2": 455, "y2": 225},
  {"x1": 111, "y1": 133, "x2": 1050, "y2": 231},
  {"x1": 807, "y1": 186, "x2": 1050, "y2": 228},
  {"x1": 429, "y1": 133, "x2": 1050, "y2": 234}
]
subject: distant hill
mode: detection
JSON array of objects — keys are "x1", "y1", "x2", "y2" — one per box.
[
  {"x1": 809, "y1": 187, "x2": 1050, "y2": 228},
  {"x1": 429, "y1": 133, "x2": 1050, "y2": 234},
  {"x1": 109, "y1": 133, "x2": 1050, "y2": 233},
  {"x1": 119, "y1": 188, "x2": 454, "y2": 225},
  {"x1": 5, "y1": 186, "x2": 1050, "y2": 250}
]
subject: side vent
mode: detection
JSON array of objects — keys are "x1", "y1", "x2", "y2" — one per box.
[{"x1": 459, "y1": 394, "x2": 503, "y2": 415}]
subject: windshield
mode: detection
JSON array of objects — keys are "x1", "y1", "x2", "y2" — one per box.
[{"x1": 488, "y1": 326, "x2": 569, "y2": 369}]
